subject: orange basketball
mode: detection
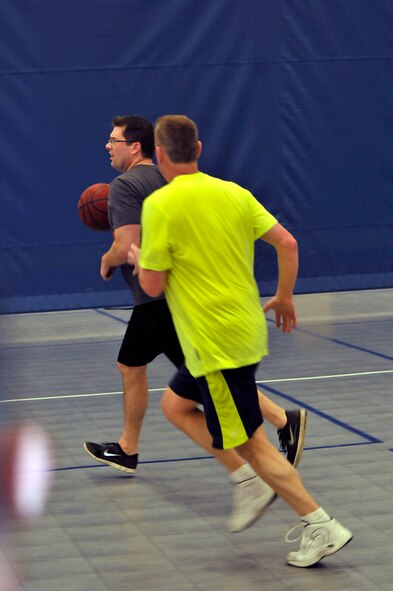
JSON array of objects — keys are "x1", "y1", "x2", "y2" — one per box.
[{"x1": 78, "y1": 183, "x2": 110, "y2": 231}]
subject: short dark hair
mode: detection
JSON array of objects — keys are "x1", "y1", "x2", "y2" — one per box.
[
  {"x1": 155, "y1": 115, "x2": 198, "y2": 163},
  {"x1": 111, "y1": 115, "x2": 154, "y2": 158}
]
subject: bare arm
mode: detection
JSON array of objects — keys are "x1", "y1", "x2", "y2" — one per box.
[
  {"x1": 100, "y1": 224, "x2": 140, "y2": 280},
  {"x1": 127, "y1": 243, "x2": 167, "y2": 297},
  {"x1": 260, "y1": 222, "x2": 298, "y2": 333}
]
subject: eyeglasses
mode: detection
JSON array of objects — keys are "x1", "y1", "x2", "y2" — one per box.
[{"x1": 107, "y1": 138, "x2": 137, "y2": 144}]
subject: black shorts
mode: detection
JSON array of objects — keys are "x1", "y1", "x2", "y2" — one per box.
[
  {"x1": 118, "y1": 299, "x2": 184, "y2": 368},
  {"x1": 118, "y1": 299, "x2": 207, "y2": 405},
  {"x1": 170, "y1": 363, "x2": 262, "y2": 449}
]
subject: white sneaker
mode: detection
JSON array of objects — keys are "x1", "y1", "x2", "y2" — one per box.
[
  {"x1": 227, "y1": 476, "x2": 276, "y2": 533},
  {"x1": 286, "y1": 518, "x2": 353, "y2": 567}
]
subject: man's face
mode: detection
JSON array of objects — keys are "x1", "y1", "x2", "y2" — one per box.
[{"x1": 105, "y1": 126, "x2": 133, "y2": 173}]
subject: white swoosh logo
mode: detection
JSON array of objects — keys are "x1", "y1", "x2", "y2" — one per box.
[{"x1": 103, "y1": 450, "x2": 121, "y2": 457}]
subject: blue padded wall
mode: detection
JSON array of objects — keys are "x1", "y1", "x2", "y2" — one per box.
[{"x1": 1, "y1": 1, "x2": 392, "y2": 313}]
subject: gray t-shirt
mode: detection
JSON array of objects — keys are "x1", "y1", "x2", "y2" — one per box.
[{"x1": 108, "y1": 164, "x2": 166, "y2": 305}]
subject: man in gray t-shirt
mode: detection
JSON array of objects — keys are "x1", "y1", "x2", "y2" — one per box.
[
  {"x1": 84, "y1": 116, "x2": 188, "y2": 475},
  {"x1": 108, "y1": 163, "x2": 166, "y2": 306}
]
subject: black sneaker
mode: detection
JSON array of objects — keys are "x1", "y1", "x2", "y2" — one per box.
[
  {"x1": 277, "y1": 410, "x2": 308, "y2": 467},
  {"x1": 83, "y1": 441, "x2": 138, "y2": 474}
]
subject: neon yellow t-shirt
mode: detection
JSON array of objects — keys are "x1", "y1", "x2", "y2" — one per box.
[{"x1": 139, "y1": 172, "x2": 277, "y2": 377}]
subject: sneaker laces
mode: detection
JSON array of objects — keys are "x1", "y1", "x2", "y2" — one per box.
[
  {"x1": 285, "y1": 522, "x2": 306, "y2": 543},
  {"x1": 277, "y1": 426, "x2": 290, "y2": 453}
]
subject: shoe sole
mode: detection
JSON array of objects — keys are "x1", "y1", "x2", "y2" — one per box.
[
  {"x1": 228, "y1": 491, "x2": 277, "y2": 533},
  {"x1": 287, "y1": 530, "x2": 353, "y2": 568},
  {"x1": 83, "y1": 443, "x2": 136, "y2": 475},
  {"x1": 292, "y1": 409, "x2": 308, "y2": 468}
]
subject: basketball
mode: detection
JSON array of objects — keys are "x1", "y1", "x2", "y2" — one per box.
[{"x1": 78, "y1": 183, "x2": 110, "y2": 231}]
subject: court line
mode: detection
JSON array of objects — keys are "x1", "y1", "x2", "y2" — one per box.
[
  {"x1": 95, "y1": 309, "x2": 393, "y2": 361},
  {"x1": 97, "y1": 307, "x2": 393, "y2": 332},
  {"x1": 261, "y1": 384, "x2": 382, "y2": 443},
  {"x1": 95, "y1": 308, "x2": 129, "y2": 324},
  {"x1": 1, "y1": 374, "x2": 384, "y2": 450},
  {"x1": 258, "y1": 368, "x2": 393, "y2": 382},
  {"x1": 1, "y1": 368, "x2": 392, "y2": 404},
  {"x1": 0, "y1": 390, "x2": 123, "y2": 403},
  {"x1": 50, "y1": 441, "x2": 382, "y2": 472},
  {"x1": 267, "y1": 319, "x2": 393, "y2": 362},
  {"x1": 0, "y1": 338, "x2": 122, "y2": 352},
  {"x1": 301, "y1": 329, "x2": 393, "y2": 362}
]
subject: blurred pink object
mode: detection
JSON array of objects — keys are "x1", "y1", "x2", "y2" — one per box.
[{"x1": 0, "y1": 423, "x2": 52, "y2": 521}]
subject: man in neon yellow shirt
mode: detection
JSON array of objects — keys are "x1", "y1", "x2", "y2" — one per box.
[
  {"x1": 129, "y1": 115, "x2": 352, "y2": 567},
  {"x1": 138, "y1": 170, "x2": 276, "y2": 380}
]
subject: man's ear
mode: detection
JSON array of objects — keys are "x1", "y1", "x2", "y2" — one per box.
[
  {"x1": 196, "y1": 141, "x2": 202, "y2": 157},
  {"x1": 132, "y1": 141, "x2": 142, "y2": 154},
  {"x1": 155, "y1": 145, "x2": 163, "y2": 164}
]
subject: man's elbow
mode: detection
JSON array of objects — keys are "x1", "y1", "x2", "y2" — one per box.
[
  {"x1": 285, "y1": 234, "x2": 298, "y2": 255},
  {"x1": 142, "y1": 283, "x2": 163, "y2": 298},
  {"x1": 276, "y1": 232, "x2": 298, "y2": 257},
  {"x1": 139, "y1": 270, "x2": 165, "y2": 297}
]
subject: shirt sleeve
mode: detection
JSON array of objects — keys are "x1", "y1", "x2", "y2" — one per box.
[
  {"x1": 108, "y1": 177, "x2": 142, "y2": 229},
  {"x1": 247, "y1": 191, "x2": 278, "y2": 239},
  {"x1": 139, "y1": 198, "x2": 173, "y2": 271}
]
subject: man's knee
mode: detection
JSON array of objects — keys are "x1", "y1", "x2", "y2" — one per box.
[
  {"x1": 161, "y1": 388, "x2": 177, "y2": 422},
  {"x1": 161, "y1": 388, "x2": 197, "y2": 425},
  {"x1": 117, "y1": 362, "x2": 147, "y2": 381},
  {"x1": 235, "y1": 426, "x2": 266, "y2": 459}
]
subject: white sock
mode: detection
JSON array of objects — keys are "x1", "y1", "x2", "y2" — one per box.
[
  {"x1": 302, "y1": 506, "x2": 331, "y2": 524},
  {"x1": 229, "y1": 463, "x2": 257, "y2": 484}
]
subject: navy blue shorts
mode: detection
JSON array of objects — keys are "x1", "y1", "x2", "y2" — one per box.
[{"x1": 169, "y1": 363, "x2": 263, "y2": 449}]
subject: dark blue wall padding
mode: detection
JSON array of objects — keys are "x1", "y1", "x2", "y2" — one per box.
[{"x1": 1, "y1": 1, "x2": 392, "y2": 313}]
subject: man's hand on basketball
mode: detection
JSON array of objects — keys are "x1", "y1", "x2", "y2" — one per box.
[
  {"x1": 128, "y1": 243, "x2": 140, "y2": 276},
  {"x1": 263, "y1": 296, "x2": 297, "y2": 333}
]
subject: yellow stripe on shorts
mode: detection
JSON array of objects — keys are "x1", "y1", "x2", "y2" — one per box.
[{"x1": 205, "y1": 370, "x2": 249, "y2": 449}]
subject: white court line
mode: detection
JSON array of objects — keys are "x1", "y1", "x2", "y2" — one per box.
[
  {"x1": 1, "y1": 368, "x2": 393, "y2": 404},
  {"x1": 258, "y1": 368, "x2": 393, "y2": 383}
]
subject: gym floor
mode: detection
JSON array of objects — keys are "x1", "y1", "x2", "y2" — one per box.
[{"x1": 1, "y1": 288, "x2": 393, "y2": 591}]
